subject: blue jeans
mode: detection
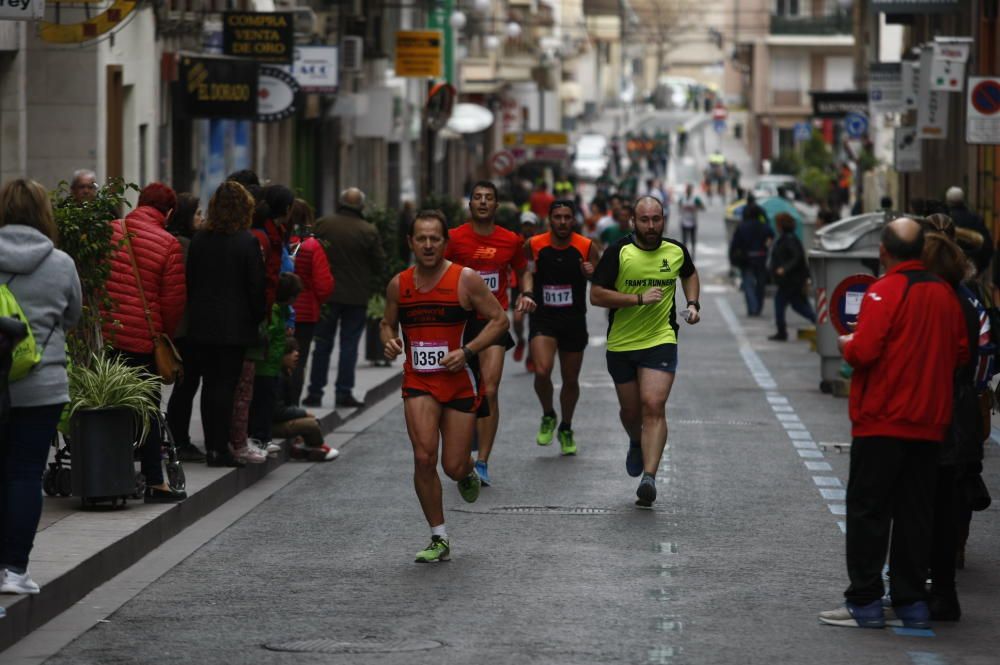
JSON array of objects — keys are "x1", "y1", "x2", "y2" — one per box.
[
  {"x1": 307, "y1": 302, "x2": 367, "y2": 400},
  {"x1": 741, "y1": 263, "x2": 768, "y2": 316},
  {"x1": 774, "y1": 288, "x2": 816, "y2": 336},
  {"x1": 0, "y1": 403, "x2": 64, "y2": 572}
]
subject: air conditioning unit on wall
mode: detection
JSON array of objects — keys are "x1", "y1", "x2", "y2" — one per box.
[{"x1": 342, "y1": 36, "x2": 363, "y2": 72}]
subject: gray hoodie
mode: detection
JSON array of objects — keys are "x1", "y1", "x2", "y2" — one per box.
[{"x1": 0, "y1": 225, "x2": 82, "y2": 407}]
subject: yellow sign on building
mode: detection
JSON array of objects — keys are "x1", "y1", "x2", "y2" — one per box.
[
  {"x1": 503, "y1": 132, "x2": 570, "y2": 147},
  {"x1": 396, "y1": 30, "x2": 443, "y2": 78}
]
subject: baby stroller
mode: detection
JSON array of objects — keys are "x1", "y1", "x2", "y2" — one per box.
[{"x1": 43, "y1": 410, "x2": 186, "y2": 503}]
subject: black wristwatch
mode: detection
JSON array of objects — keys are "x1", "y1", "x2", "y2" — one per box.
[
  {"x1": 461, "y1": 345, "x2": 476, "y2": 363},
  {"x1": 687, "y1": 300, "x2": 701, "y2": 312}
]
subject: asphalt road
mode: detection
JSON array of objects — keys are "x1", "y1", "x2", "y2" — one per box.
[{"x1": 43, "y1": 131, "x2": 1000, "y2": 665}]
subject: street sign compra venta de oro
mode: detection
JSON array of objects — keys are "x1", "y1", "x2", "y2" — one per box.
[{"x1": 223, "y1": 11, "x2": 295, "y2": 65}]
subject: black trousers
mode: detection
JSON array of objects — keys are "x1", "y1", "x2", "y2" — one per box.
[
  {"x1": 929, "y1": 465, "x2": 960, "y2": 594},
  {"x1": 845, "y1": 436, "x2": 938, "y2": 606},
  {"x1": 165, "y1": 337, "x2": 200, "y2": 447},
  {"x1": 112, "y1": 350, "x2": 164, "y2": 486},
  {"x1": 190, "y1": 343, "x2": 245, "y2": 455},
  {"x1": 289, "y1": 322, "x2": 315, "y2": 406}
]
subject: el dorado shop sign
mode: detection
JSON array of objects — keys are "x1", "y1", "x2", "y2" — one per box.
[
  {"x1": 223, "y1": 11, "x2": 294, "y2": 65},
  {"x1": 178, "y1": 56, "x2": 258, "y2": 119}
]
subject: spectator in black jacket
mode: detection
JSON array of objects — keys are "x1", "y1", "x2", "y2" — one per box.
[
  {"x1": 729, "y1": 193, "x2": 774, "y2": 316},
  {"x1": 186, "y1": 181, "x2": 266, "y2": 467},
  {"x1": 946, "y1": 187, "x2": 993, "y2": 278},
  {"x1": 768, "y1": 213, "x2": 815, "y2": 340}
]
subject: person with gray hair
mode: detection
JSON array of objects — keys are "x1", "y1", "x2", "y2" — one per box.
[
  {"x1": 303, "y1": 187, "x2": 384, "y2": 408},
  {"x1": 69, "y1": 170, "x2": 98, "y2": 204},
  {"x1": 945, "y1": 187, "x2": 993, "y2": 277}
]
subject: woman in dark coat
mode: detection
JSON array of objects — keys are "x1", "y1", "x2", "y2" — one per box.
[
  {"x1": 186, "y1": 182, "x2": 266, "y2": 467},
  {"x1": 768, "y1": 212, "x2": 815, "y2": 340}
]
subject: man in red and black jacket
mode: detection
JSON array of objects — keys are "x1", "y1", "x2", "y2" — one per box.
[{"x1": 819, "y1": 218, "x2": 969, "y2": 630}]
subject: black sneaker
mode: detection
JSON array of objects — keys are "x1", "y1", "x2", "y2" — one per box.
[
  {"x1": 768, "y1": 332, "x2": 788, "y2": 341},
  {"x1": 636, "y1": 475, "x2": 657, "y2": 508},
  {"x1": 335, "y1": 394, "x2": 364, "y2": 408},
  {"x1": 206, "y1": 450, "x2": 246, "y2": 468},
  {"x1": 302, "y1": 394, "x2": 323, "y2": 408},
  {"x1": 177, "y1": 443, "x2": 206, "y2": 463},
  {"x1": 144, "y1": 485, "x2": 187, "y2": 503}
]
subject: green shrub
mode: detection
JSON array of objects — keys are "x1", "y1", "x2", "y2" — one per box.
[
  {"x1": 68, "y1": 352, "x2": 162, "y2": 443},
  {"x1": 51, "y1": 178, "x2": 137, "y2": 367},
  {"x1": 770, "y1": 151, "x2": 802, "y2": 176}
]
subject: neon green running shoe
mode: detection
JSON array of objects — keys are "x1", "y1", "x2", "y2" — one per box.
[
  {"x1": 457, "y1": 470, "x2": 481, "y2": 503},
  {"x1": 536, "y1": 415, "x2": 557, "y2": 445},
  {"x1": 558, "y1": 428, "x2": 577, "y2": 456},
  {"x1": 414, "y1": 536, "x2": 451, "y2": 563}
]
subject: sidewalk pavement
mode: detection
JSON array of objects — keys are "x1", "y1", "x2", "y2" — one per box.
[{"x1": 0, "y1": 344, "x2": 403, "y2": 654}]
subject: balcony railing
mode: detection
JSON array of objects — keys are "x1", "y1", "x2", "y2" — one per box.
[{"x1": 770, "y1": 12, "x2": 852, "y2": 35}]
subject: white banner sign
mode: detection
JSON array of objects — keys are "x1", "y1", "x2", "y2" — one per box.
[
  {"x1": 894, "y1": 127, "x2": 922, "y2": 172},
  {"x1": 870, "y1": 63, "x2": 903, "y2": 113},
  {"x1": 917, "y1": 47, "x2": 949, "y2": 139},
  {"x1": 967, "y1": 77, "x2": 1000, "y2": 145},
  {"x1": 281, "y1": 46, "x2": 338, "y2": 94},
  {"x1": 0, "y1": 0, "x2": 44, "y2": 20},
  {"x1": 901, "y1": 61, "x2": 920, "y2": 110},
  {"x1": 930, "y1": 41, "x2": 970, "y2": 92}
]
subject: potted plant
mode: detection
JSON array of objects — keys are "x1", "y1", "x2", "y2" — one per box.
[
  {"x1": 50, "y1": 178, "x2": 136, "y2": 366},
  {"x1": 365, "y1": 204, "x2": 407, "y2": 364},
  {"x1": 65, "y1": 353, "x2": 162, "y2": 506}
]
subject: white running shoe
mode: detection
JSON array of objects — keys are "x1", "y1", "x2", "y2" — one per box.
[
  {"x1": 1, "y1": 569, "x2": 41, "y2": 594},
  {"x1": 249, "y1": 437, "x2": 281, "y2": 456},
  {"x1": 230, "y1": 443, "x2": 267, "y2": 464}
]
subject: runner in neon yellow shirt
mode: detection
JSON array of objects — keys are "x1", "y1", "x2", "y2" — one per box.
[{"x1": 591, "y1": 196, "x2": 701, "y2": 508}]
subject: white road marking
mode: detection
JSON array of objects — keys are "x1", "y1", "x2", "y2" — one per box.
[{"x1": 716, "y1": 296, "x2": 847, "y2": 534}]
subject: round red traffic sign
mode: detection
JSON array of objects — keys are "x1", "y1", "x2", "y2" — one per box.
[
  {"x1": 830, "y1": 273, "x2": 878, "y2": 335},
  {"x1": 971, "y1": 79, "x2": 1000, "y2": 116},
  {"x1": 490, "y1": 150, "x2": 516, "y2": 176}
]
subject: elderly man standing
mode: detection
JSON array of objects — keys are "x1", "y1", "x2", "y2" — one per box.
[
  {"x1": 69, "y1": 170, "x2": 98, "y2": 204},
  {"x1": 945, "y1": 186, "x2": 993, "y2": 276},
  {"x1": 303, "y1": 188, "x2": 384, "y2": 409},
  {"x1": 819, "y1": 219, "x2": 968, "y2": 630}
]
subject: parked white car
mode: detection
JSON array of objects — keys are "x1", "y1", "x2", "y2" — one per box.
[{"x1": 572, "y1": 134, "x2": 610, "y2": 181}]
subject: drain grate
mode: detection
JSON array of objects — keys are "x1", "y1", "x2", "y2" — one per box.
[{"x1": 264, "y1": 638, "x2": 444, "y2": 654}]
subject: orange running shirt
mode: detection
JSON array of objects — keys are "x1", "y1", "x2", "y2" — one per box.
[
  {"x1": 444, "y1": 222, "x2": 527, "y2": 310},
  {"x1": 398, "y1": 263, "x2": 478, "y2": 404}
]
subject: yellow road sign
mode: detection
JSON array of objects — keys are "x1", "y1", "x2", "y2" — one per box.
[
  {"x1": 396, "y1": 30, "x2": 443, "y2": 78},
  {"x1": 503, "y1": 132, "x2": 569, "y2": 147}
]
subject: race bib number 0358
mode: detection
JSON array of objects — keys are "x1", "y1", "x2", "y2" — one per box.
[
  {"x1": 410, "y1": 340, "x2": 448, "y2": 372},
  {"x1": 478, "y1": 271, "x2": 500, "y2": 293},
  {"x1": 542, "y1": 284, "x2": 573, "y2": 307}
]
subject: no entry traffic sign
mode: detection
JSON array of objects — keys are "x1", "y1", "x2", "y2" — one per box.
[
  {"x1": 967, "y1": 77, "x2": 1000, "y2": 144},
  {"x1": 831, "y1": 274, "x2": 877, "y2": 335},
  {"x1": 490, "y1": 150, "x2": 516, "y2": 176}
]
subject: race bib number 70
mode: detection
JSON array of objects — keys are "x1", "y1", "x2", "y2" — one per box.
[
  {"x1": 410, "y1": 340, "x2": 449, "y2": 372},
  {"x1": 478, "y1": 270, "x2": 500, "y2": 293}
]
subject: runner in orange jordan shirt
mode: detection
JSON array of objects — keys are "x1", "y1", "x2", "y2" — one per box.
[
  {"x1": 445, "y1": 180, "x2": 536, "y2": 486},
  {"x1": 381, "y1": 210, "x2": 508, "y2": 562}
]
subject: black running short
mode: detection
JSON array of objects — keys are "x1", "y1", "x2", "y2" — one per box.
[
  {"x1": 402, "y1": 388, "x2": 479, "y2": 414},
  {"x1": 464, "y1": 317, "x2": 516, "y2": 351},
  {"x1": 606, "y1": 343, "x2": 678, "y2": 384},
  {"x1": 529, "y1": 315, "x2": 589, "y2": 353}
]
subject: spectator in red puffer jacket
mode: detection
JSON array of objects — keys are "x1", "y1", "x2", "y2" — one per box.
[
  {"x1": 102, "y1": 182, "x2": 186, "y2": 503},
  {"x1": 288, "y1": 199, "x2": 334, "y2": 405}
]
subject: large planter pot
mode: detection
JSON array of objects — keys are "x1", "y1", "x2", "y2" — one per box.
[
  {"x1": 365, "y1": 317, "x2": 387, "y2": 365},
  {"x1": 70, "y1": 406, "x2": 137, "y2": 506}
]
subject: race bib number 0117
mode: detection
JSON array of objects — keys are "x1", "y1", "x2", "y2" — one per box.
[
  {"x1": 542, "y1": 284, "x2": 573, "y2": 307},
  {"x1": 478, "y1": 271, "x2": 500, "y2": 293},
  {"x1": 410, "y1": 340, "x2": 448, "y2": 372}
]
